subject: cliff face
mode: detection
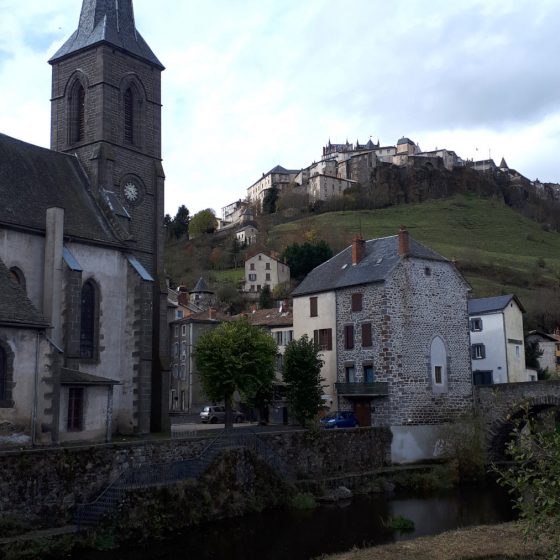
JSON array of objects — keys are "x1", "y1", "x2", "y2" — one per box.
[{"x1": 353, "y1": 162, "x2": 560, "y2": 231}]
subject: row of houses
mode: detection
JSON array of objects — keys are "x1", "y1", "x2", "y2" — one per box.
[{"x1": 167, "y1": 228, "x2": 543, "y2": 461}]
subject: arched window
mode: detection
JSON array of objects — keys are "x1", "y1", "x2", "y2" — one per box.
[
  {"x1": 124, "y1": 87, "x2": 134, "y2": 144},
  {"x1": 80, "y1": 280, "x2": 98, "y2": 359},
  {"x1": 430, "y1": 336, "x2": 448, "y2": 394},
  {"x1": 0, "y1": 346, "x2": 6, "y2": 402},
  {"x1": 70, "y1": 81, "x2": 86, "y2": 144},
  {"x1": 9, "y1": 267, "x2": 26, "y2": 292}
]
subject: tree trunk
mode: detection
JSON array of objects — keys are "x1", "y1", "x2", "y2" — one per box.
[{"x1": 224, "y1": 397, "x2": 234, "y2": 431}]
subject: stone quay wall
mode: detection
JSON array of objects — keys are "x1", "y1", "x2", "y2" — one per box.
[{"x1": 0, "y1": 427, "x2": 392, "y2": 525}]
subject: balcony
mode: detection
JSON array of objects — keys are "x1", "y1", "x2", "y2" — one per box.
[{"x1": 335, "y1": 382, "x2": 389, "y2": 397}]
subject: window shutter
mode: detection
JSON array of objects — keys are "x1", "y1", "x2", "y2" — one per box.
[
  {"x1": 362, "y1": 323, "x2": 372, "y2": 347},
  {"x1": 481, "y1": 344, "x2": 486, "y2": 359},
  {"x1": 327, "y1": 329, "x2": 332, "y2": 351},
  {"x1": 313, "y1": 330, "x2": 319, "y2": 347},
  {"x1": 344, "y1": 325, "x2": 354, "y2": 350},
  {"x1": 310, "y1": 297, "x2": 318, "y2": 317},
  {"x1": 351, "y1": 293, "x2": 362, "y2": 312}
]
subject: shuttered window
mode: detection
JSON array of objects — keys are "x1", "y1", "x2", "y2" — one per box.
[
  {"x1": 362, "y1": 323, "x2": 372, "y2": 347},
  {"x1": 314, "y1": 329, "x2": 332, "y2": 351},
  {"x1": 344, "y1": 325, "x2": 354, "y2": 350},
  {"x1": 67, "y1": 388, "x2": 84, "y2": 431},
  {"x1": 80, "y1": 281, "x2": 96, "y2": 359},
  {"x1": 310, "y1": 297, "x2": 318, "y2": 317},
  {"x1": 351, "y1": 293, "x2": 362, "y2": 312}
]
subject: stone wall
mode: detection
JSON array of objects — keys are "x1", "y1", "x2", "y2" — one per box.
[{"x1": 0, "y1": 427, "x2": 391, "y2": 526}]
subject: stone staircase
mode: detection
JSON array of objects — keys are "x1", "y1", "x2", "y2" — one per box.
[{"x1": 75, "y1": 433, "x2": 291, "y2": 530}]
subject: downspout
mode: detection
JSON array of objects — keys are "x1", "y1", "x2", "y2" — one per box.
[
  {"x1": 106, "y1": 386, "x2": 113, "y2": 443},
  {"x1": 31, "y1": 331, "x2": 40, "y2": 446}
]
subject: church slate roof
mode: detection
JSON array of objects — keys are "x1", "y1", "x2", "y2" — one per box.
[
  {"x1": 292, "y1": 236, "x2": 447, "y2": 297},
  {"x1": 0, "y1": 258, "x2": 49, "y2": 328},
  {"x1": 50, "y1": 0, "x2": 164, "y2": 69},
  {"x1": 0, "y1": 133, "x2": 120, "y2": 245}
]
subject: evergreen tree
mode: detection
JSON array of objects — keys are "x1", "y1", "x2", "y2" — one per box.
[{"x1": 259, "y1": 284, "x2": 274, "y2": 308}]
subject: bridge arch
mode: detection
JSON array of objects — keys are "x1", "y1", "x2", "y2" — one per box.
[{"x1": 486, "y1": 394, "x2": 560, "y2": 461}]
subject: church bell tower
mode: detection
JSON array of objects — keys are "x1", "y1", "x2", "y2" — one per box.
[{"x1": 49, "y1": 0, "x2": 169, "y2": 432}]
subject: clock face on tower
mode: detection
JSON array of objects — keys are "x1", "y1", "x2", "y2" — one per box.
[{"x1": 123, "y1": 181, "x2": 139, "y2": 202}]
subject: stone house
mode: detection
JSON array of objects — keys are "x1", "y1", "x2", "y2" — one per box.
[
  {"x1": 244, "y1": 252, "x2": 290, "y2": 294},
  {"x1": 0, "y1": 0, "x2": 169, "y2": 443},
  {"x1": 525, "y1": 330, "x2": 560, "y2": 377},
  {"x1": 235, "y1": 225, "x2": 259, "y2": 246},
  {"x1": 468, "y1": 295, "x2": 529, "y2": 385},
  {"x1": 292, "y1": 228, "x2": 473, "y2": 462}
]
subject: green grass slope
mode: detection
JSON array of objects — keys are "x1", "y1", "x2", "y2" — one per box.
[{"x1": 269, "y1": 195, "x2": 560, "y2": 328}]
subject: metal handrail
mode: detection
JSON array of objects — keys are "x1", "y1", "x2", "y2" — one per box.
[{"x1": 75, "y1": 431, "x2": 292, "y2": 530}]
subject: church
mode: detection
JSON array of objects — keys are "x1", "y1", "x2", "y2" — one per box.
[{"x1": 0, "y1": 0, "x2": 169, "y2": 443}]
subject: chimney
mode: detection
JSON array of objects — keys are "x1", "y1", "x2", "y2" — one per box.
[
  {"x1": 352, "y1": 235, "x2": 366, "y2": 265},
  {"x1": 398, "y1": 226, "x2": 409, "y2": 256}
]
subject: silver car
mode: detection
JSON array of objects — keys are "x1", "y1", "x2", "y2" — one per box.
[{"x1": 200, "y1": 405, "x2": 245, "y2": 424}]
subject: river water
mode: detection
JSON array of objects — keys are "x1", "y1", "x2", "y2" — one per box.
[{"x1": 77, "y1": 483, "x2": 515, "y2": 560}]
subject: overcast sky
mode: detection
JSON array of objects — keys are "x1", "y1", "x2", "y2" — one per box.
[{"x1": 1, "y1": 0, "x2": 559, "y2": 216}]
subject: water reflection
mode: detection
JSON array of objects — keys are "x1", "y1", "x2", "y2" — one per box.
[{"x1": 77, "y1": 484, "x2": 514, "y2": 560}]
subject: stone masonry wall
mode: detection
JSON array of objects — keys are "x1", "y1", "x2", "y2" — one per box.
[
  {"x1": 0, "y1": 428, "x2": 391, "y2": 526},
  {"x1": 336, "y1": 257, "x2": 472, "y2": 426}
]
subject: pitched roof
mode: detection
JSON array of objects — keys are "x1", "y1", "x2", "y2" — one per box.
[
  {"x1": 50, "y1": 0, "x2": 164, "y2": 69},
  {"x1": 0, "y1": 258, "x2": 49, "y2": 328},
  {"x1": 190, "y1": 277, "x2": 213, "y2": 294},
  {"x1": 0, "y1": 133, "x2": 119, "y2": 245},
  {"x1": 397, "y1": 137, "x2": 415, "y2": 145},
  {"x1": 292, "y1": 235, "x2": 447, "y2": 297},
  {"x1": 60, "y1": 368, "x2": 119, "y2": 385},
  {"x1": 468, "y1": 294, "x2": 525, "y2": 315},
  {"x1": 240, "y1": 308, "x2": 293, "y2": 328},
  {"x1": 527, "y1": 330, "x2": 560, "y2": 342}
]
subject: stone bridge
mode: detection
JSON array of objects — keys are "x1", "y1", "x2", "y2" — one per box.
[{"x1": 475, "y1": 380, "x2": 560, "y2": 460}]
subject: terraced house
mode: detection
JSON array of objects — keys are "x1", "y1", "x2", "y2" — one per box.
[{"x1": 292, "y1": 228, "x2": 473, "y2": 462}]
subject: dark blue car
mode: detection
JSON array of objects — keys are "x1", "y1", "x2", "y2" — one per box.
[{"x1": 320, "y1": 411, "x2": 359, "y2": 429}]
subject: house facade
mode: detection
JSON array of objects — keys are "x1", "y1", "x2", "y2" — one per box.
[
  {"x1": 244, "y1": 252, "x2": 290, "y2": 294},
  {"x1": 525, "y1": 330, "x2": 560, "y2": 377},
  {"x1": 0, "y1": 0, "x2": 169, "y2": 443},
  {"x1": 169, "y1": 309, "x2": 228, "y2": 416},
  {"x1": 468, "y1": 295, "x2": 529, "y2": 385},
  {"x1": 292, "y1": 229, "x2": 473, "y2": 462}
]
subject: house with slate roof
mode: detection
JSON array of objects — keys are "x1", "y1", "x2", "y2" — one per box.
[
  {"x1": 525, "y1": 329, "x2": 560, "y2": 377},
  {"x1": 292, "y1": 228, "x2": 473, "y2": 462},
  {"x1": 468, "y1": 295, "x2": 529, "y2": 385},
  {"x1": 0, "y1": 0, "x2": 169, "y2": 443}
]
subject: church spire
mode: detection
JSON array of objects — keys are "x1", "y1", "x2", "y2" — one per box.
[{"x1": 50, "y1": 0, "x2": 163, "y2": 69}]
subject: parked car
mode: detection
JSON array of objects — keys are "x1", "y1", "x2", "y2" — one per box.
[
  {"x1": 200, "y1": 405, "x2": 245, "y2": 424},
  {"x1": 320, "y1": 411, "x2": 359, "y2": 429}
]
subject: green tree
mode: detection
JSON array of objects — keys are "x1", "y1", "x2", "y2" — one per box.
[
  {"x1": 495, "y1": 411, "x2": 560, "y2": 556},
  {"x1": 262, "y1": 186, "x2": 279, "y2": 214},
  {"x1": 281, "y1": 240, "x2": 333, "y2": 280},
  {"x1": 259, "y1": 284, "x2": 274, "y2": 309},
  {"x1": 196, "y1": 318, "x2": 277, "y2": 429},
  {"x1": 283, "y1": 335, "x2": 324, "y2": 427},
  {"x1": 189, "y1": 208, "x2": 217, "y2": 238},
  {"x1": 172, "y1": 204, "x2": 190, "y2": 239}
]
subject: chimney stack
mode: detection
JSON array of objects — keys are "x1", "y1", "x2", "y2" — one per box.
[
  {"x1": 398, "y1": 226, "x2": 409, "y2": 256},
  {"x1": 352, "y1": 235, "x2": 366, "y2": 265}
]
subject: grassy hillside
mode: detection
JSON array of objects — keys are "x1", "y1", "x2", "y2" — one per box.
[
  {"x1": 165, "y1": 194, "x2": 560, "y2": 329},
  {"x1": 268, "y1": 194, "x2": 560, "y2": 329}
]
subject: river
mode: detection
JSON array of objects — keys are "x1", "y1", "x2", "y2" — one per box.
[{"x1": 76, "y1": 482, "x2": 515, "y2": 560}]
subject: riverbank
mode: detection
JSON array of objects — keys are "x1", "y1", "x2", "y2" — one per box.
[{"x1": 318, "y1": 522, "x2": 549, "y2": 560}]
